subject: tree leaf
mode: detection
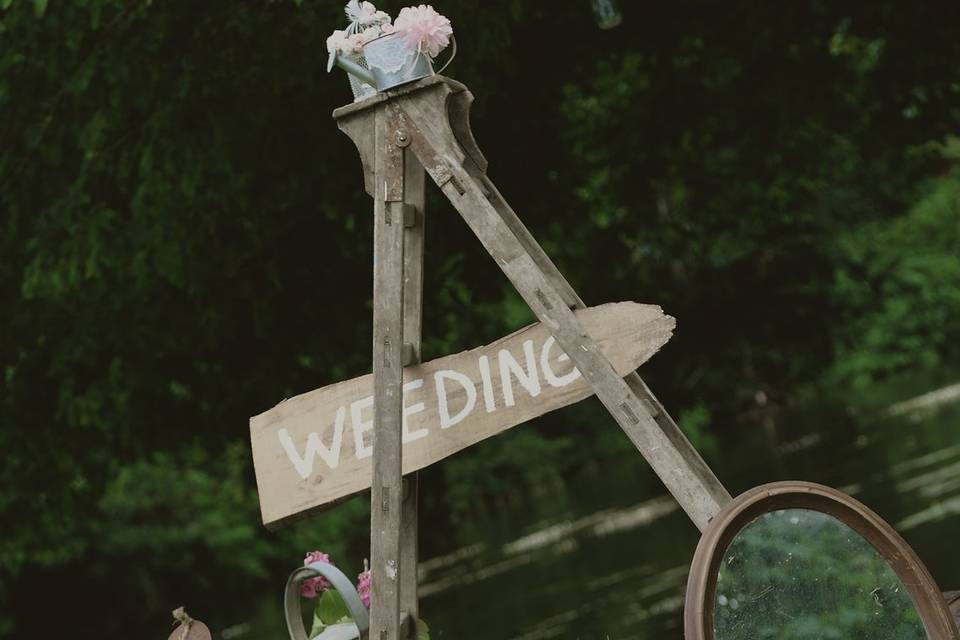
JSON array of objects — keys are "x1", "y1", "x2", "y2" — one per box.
[
  {"x1": 416, "y1": 617, "x2": 431, "y2": 640},
  {"x1": 308, "y1": 614, "x2": 326, "y2": 639},
  {"x1": 316, "y1": 589, "x2": 350, "y2": 625}
]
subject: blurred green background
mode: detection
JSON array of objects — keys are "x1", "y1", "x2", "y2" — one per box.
[{"x1": 1, "y1": 0, "x2": 959, "y2": 637}]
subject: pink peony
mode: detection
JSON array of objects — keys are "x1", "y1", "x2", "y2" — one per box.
[
  {"x1": 356, "y1": 566, "x2": 372, "y2": 609},
  {"x1": 301, "y1": 551, "x2": 332, "y2": 599},
  {"x1": 394, "y1": 5, "x2": 453, "y2": 58}
]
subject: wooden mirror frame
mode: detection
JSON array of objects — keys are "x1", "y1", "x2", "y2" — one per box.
[{"x1": 684, "y1": 481, "x2": 959, "y2": 640}]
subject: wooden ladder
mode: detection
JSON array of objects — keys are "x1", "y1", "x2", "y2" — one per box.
[{"x1": 333, "y1": 75, "x2": 731, "y2": 640}]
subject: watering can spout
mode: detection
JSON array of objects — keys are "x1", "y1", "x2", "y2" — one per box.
[
  {"x1": 328, "y1": 33, "x2": 457, "y2": 99},
  {"x1": 328, "y1": 51, "x2": 376, "y2": 89}
]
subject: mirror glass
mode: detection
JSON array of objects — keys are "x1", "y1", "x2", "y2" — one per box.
[{"x1": 714, "y1": 508, "x2": 927, "y2": 639}]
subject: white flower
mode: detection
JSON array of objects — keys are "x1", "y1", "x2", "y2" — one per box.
[
  {"x1": 326, "y1": 29, "x2": 353, "y2": 55},
  {"x1": 368, "y1": 10, "x2": 392, "y2": 26},
  {"x1": 357, "y1": 26, "x2": 385, "y2": 44},
  {"x1": 345, "y1": 1, "x2": 391, "y2": 27}
]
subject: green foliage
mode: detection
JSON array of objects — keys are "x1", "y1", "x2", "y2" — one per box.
[
  {"x1": 678, "y1": 404, "x2": 718, "y2": 456},
  {"x1": 830, "y1": 167, "x2": 960, "y2": 388},
  {"x1": 309, "y1": 589, "x2": 351, "y2": 637},
  {"x1": 98, "y1": 444, "x2": 270, "y2": 577},
  {"x1": 417, "y1": 617, "x2": 431, "y2": 640},
  {"x1": 1, "y1": 0, "x2": 959, "y2": 636},
  {"x1": 316, "y1": 589, "x2": 349, "y2": 625},
  {"x1": 442, "y1": 429, "x2": 573, "y2": 518}
]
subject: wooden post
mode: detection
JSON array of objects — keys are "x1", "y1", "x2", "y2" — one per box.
[
  {"x1": 370, "y1": 105, "x2": 406, "y2": 640},
  {"x1": 399, "y1": 140, "x2": 426, "y2": 621}
]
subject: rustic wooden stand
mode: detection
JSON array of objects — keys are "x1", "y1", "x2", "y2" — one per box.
[{"x1": 333, "y1": 76, "x2": 732, "y2": 640}]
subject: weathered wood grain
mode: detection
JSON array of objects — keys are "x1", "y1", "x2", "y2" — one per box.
[
  {"x1": 370, "y1": 107, "x2": 405, "y2": 640},
  {"x1": 250, "y1": 302, "x2": 674, "y2": 528},
  {"x1": 333, "y1": 76, "x2": 467, "y2": 198},
  {"x1": 399, "y1": 145, "x2": 425, "y2": 618}
]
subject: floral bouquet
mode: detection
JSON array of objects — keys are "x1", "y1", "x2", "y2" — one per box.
[
  {"x1": 298, "y1": 550, "x2": 430, "y2": 640},
  {"x1": 327, "y1": 2, "x2": 454, "y2": 101}
]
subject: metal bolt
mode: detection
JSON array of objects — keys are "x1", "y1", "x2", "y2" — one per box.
[{"x1": 395, "y1": 130, "x2": 410, "y2": 147}]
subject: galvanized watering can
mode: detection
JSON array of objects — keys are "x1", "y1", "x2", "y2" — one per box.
[
  {"x1": 285, "y1": 562, "x2": 369, "y2": 640},
  {"x1": 328, "y1": 32, "x2": 456, "y2": 97}
]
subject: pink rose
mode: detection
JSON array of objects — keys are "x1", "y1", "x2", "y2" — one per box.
[
  {"x1": 301, "y1": 550, "x2": 332, "y2": 599},
  {"x1": 347, "y1": 32, "x2": 368, "y2": 53},
  {"x1": 356, "y1": 568, "x2": 372, "y2": 609}
]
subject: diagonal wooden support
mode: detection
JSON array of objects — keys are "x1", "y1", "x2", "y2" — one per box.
[
  {"x1": 378, "y1": 78, "x2": 730, "y2": 531},
  {"x1": 475, "y1": 175, "x2": 730, "y2": 518}
]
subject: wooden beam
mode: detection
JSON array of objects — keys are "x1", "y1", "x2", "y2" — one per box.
[
  {"x1": 370, "y1": 106, "x2": 405, "y2": 640},
  {"x1": 399, "y1": 143, "x2": 425, "y2": 621},
  {"x1": 477, "y1": 173, "x2": 731, "y2": 516}
]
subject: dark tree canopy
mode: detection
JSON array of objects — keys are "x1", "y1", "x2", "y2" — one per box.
[{"x1": 1, "y1": 0, "x2": 958, "y2": 636}]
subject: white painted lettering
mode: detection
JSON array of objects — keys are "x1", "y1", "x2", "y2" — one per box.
[
  {"x1": 498, "y1": 339, "x2": 542, "y2": 407},
  {"x1": 435, "y1": 369, "x2": 477, "y2": 429},
  {"x1": 478, "y1": 354, "x2": 496, "y2": 413},
  {"x1": 278, "y1": 406, "x2": 345, "y2": 478},
  {"x1": 351, "y1": 395, "x2": 374, "y2": 459},
  {"x1": 402, "y1": 379, "x2": 428, "y2": 443},
  {"x1": 540, "y1": 336, "x2": 581, "y2": 387}
]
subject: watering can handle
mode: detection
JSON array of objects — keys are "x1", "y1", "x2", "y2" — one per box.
[
  {"x1": 285, "y1": 562, "x2": 370, "y2": 640},
  {"x1": 434, "y1": 35, "x2": 457, "y2": 75}
]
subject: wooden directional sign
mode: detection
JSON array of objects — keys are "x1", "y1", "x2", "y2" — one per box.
[{"x1": 250, "y1": 302, "x2": 674, "y2": 528}]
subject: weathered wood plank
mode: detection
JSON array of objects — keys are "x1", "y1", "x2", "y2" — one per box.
[
  {"x1": 478, "y1": 173, "x2": 731, "y2": 514},
  {"x1": 399, "y1": 146, "x2": 425, "y2": 619},
  {"x1": 370, "y1": 107, "x2": 405, "y2": 640},
  {"x1": 336, "y1": 111, "x2": 376, "y2": 198},
  {"x1": 391, "y1": 93, "x2": 727, "y2": 530},
  {"x1": 250, "y1": 302, "x2": 674, "y2": 527}
]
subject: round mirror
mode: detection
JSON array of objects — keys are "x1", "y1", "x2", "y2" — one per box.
[{"x1": 685, "y1": 482, "x2": 959, "y2": 640}]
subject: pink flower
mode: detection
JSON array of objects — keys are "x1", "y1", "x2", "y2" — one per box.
[
  {"x1": 394, "y1": 5, "x2": 453, "y2": 58},
  {"x1": 356, "y1": 566, "x2": 372, "y2": 609},
  {"x1": 301, "y1": 551, "x2": 332, "y2": 599},
  {"x1": 348, "y1": 31, "x2": 370, "y2": 52}
]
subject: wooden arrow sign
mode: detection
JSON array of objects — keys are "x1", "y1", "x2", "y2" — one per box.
[{"x1": 250, "y1": 302, "x2": 674, "y2": 528}]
